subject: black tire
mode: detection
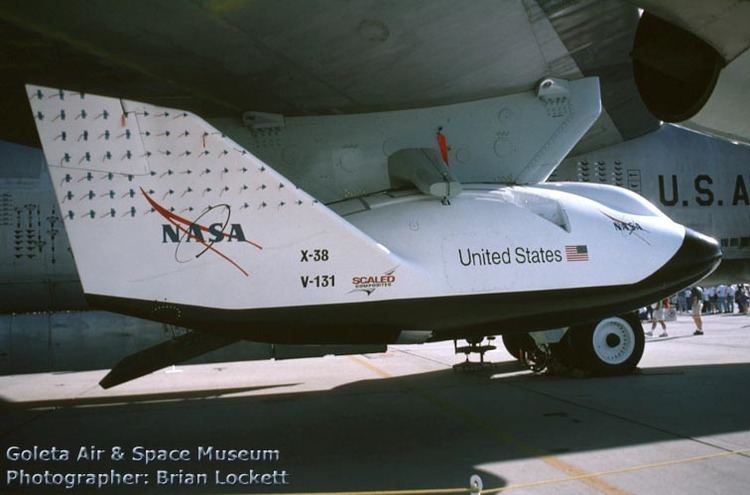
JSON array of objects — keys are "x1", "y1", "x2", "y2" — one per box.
[
  {"x1": 569, "y1": 313, "x2": 645, "y2": 375},
  {"x1": 550, "y1": 331, "x2": 578, "y2": 368},
  {"x1": 502, "y1": 333, "x2": 535, "y2": 360}
]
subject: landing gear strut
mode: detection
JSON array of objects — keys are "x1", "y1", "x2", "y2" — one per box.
[{"x1": 502, "y1": 332, "x2": 550, "y2": 372}]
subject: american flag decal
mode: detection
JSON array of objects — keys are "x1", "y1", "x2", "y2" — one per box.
[{"x1": 565, "y1": 245, "x2": 589, "y2": 262}]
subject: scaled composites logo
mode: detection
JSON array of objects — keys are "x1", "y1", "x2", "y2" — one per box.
[
  {"x1": 601, "y1": 211, "x2": 650, "y2": 245},
  {"x1": 350, "y1": 267, "x2": 398, "y2": 296},
  {"x1": 142, "y1": 188, "x2": 262, "y2": 277}
]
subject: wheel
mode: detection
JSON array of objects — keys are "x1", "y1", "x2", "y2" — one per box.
[
  {"x1": 502, "y1": 333, "x2": 536, "y2": 360},
  {"x1": 569, "y1": 313, "x2": 644, "y2": 375},
  {"x1": 550, "y1": 331, "x2": 578, "y2": 368}
]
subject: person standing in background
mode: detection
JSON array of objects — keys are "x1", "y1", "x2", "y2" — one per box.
[
  {"x1": 738, "y1": 285, "x2": 749, "y2": 314},
  {"x1": 703, "y1": 286, "x2": 712, "y2": 314},
  {"x1": 684, "y1": 288, "x2": 693, "y2": 313},
  {"x1": 717, "y1": 284, "x2": 727, "y2": 314},
  {"x1": 727, "y1": 284, "x2": 736, "y2": 313},
  {"x1": 677, "y1": 290, "x2": 688, "y2": 313},
  {"x1": 650, "y1": 298, "x2": 668, "y2": 337},
  {"x1": 691, "y1": 286, "x2": 704, "y2": 335}
]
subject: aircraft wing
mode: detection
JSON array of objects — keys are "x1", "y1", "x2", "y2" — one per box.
[{"x1": 0, "y1": 0, "x2": 653, "y2": 157}]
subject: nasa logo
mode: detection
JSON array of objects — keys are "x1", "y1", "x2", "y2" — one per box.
[
  {"x1": 162, "y1": 223, "x2": 247, "y2": 243},
  {"x1": 612, "y1": 219, "x2": 644, "y2": 234},
  {"x1": 601, "y1": 211, "x2": 650, "y2": 245},
  {"x1": 141, "y1": 188, "x2": 262, "y2": 277}
]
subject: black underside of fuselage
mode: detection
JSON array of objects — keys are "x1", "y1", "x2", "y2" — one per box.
[{"x1": 88, "y1": 228, "x2": 721, "y2": 344}]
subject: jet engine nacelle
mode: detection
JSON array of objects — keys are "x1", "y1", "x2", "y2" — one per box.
[{"x1": 632, "y1": 11, "x2": 750, "y2": 145}]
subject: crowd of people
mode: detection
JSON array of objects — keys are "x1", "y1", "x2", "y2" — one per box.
[
  {"x1": 644, "y1": 283, "x2": 748, "y2": 338},
  {"x1": 674, "y1": 284, "x2": 750, "y2": 315}
]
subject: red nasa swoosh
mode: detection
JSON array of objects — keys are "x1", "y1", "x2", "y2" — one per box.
[{"x1": 141, "y1": 188, "x2": 261, "y2": 277}]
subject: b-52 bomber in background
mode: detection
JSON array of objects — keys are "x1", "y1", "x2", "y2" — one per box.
[{"x1": 25, "y1": 78, "x2": 721, "y2": 388}]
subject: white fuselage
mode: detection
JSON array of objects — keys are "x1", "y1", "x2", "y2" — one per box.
[{"x1": 339, "y1": 184, "x2": 684, "y2": 299}]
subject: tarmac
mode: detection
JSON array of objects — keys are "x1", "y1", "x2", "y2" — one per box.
[{"x1": 1, "y1": 312, "x2": 749, "y2": 494}]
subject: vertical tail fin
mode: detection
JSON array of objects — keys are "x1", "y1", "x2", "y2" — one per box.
[{"x1": 26, "y1": 84, "x2": 404, "y2": 310}]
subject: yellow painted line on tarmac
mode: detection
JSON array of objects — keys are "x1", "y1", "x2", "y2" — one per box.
[
  {"x1": 348, "y1": 355, "x2": 631, "y2": 495},
  {"x1": 242, "y1": 439, "x2": 750, "y2": 495},
  {"x1": 242, "y1": 488, "x2": 469, "y2": 495},
  {"x1": 345, "y1": 355, "x2": 750, "y2": 494},
  {"x1": 350, "y1": 354, "x2": 393, "y2": 379},
  {"x1": 490, "y1": 447, "x2": 750, "y2": 493}
]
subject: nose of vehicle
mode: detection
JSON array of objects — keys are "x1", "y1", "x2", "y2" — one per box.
[
  {"x1": 655, "y1": 227, "x2": 722, "y2": 287},
  {"x1": 683, "y1": 227, "x2": 722, "y2": 273}
]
